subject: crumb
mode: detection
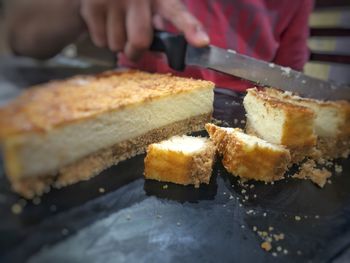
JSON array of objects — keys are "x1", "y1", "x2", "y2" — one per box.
[
  {"x1": 98, "y1": 187, "x2": 105, "y2": 193},
  {"x1": 269, "y1": 63, "x2": 275, "y2": 68},
  {"x1": 293, "y1": 160, "x2": 331, "y2": 188},
  {"x1": 261, "y1": 241, "x2": 272, "y2": 251},
  {"x1": 328, "y1": 179, "x2": 332, "y2": 184},
  {"x1": 241, "y1": 189, "x2": 246, "y2": 194},
  {"x1": 277, "y1": 246, "x2": 282, "y2": 252},
  {"x1": 11, "y1": 203, "x2": 22, "y2": 215},
  {"x1": 272, "y1": 252, "x2": 277, "y2": 257},
  {"x1": 335, "y1": 164, "x2": 343, "y2": 174},
  {"x1": 268, "y1": 226, "x2": 274, "y2": 231},
  {"x1": 263, "y1": 212, "x2": 267, "y2": 217},
  {"x1": 223, "y1": 192, "x2": 227, "y2": 195},
  {"x1": 295, "y1": 216, "x2": 301, "y2": 221},
  {"x1": 283, "y1": 249, "x2": 288, "y2": 255},
  {"x1": 273, "y1": 233, "x2": 285, "y2": 241},
  {"x1": 246, "y1": 209, "x2": 254, "y2": 215},
  {"x1": 253, "y1": 194, "x2": 257, "y2": 198},
  {"x1": 223, "y1": 204, "x2": 226, "y2": 208},
  {"x1": 250, "y1": 184, "x2": 255, "y2": 189},
  {"x1": 229, "y1": 195, "x2": 234, "y2": 200},
  {"x1": 177, "y1": 222, "x2": 181, "y2": 226},
  {"x1": 33, "y1": 197, "x2": 41, "y2": 205},
  {"x1": 162, "y1": 184, "x2": 168, "y2": 189},
  {"x1": 270, "y1": 181, "x2": 274, "y2": 185},
  {"x1": 241, "y1": 225, "x2": 245, "y2": 229},
  {"x1": 234, "y1": 119, "x2": 239, "y2": 125},
  {"x1": 156, "y1": 215, "x2": 162, "y2": 219},
  {"x1": 297, "y1": 250, "x2": 302, "y2": 255},
  {"x1": 315, "y1": 215, "x2": 320, "y2": 219},
  {"x1": 239, "y1": 203, "x2": 243, "y2": 207},
  {"x1": 240, "y1": 119, "x2": 246, "y2": 124},
  {"x1": 253, "y1": 226, "x2": 257, "y2": 231}
]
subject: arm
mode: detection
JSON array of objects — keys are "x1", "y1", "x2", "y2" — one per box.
[
  {"x1": 273, "y1": 0, "x2": 314, "y2": 71},
  {"x1": 5, "y1": 0, "x2": 85, "y2": 59}
]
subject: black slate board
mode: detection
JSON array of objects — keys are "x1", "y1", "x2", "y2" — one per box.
[{"x1": 0, "y1": 56, "x2": 349, "y2": 263}]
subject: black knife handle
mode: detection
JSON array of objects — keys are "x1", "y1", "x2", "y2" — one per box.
[{"x1": 150, "y1": 31, "x2": 187, "y2": 71}]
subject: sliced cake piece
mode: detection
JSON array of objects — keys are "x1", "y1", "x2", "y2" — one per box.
[
  {"x1": 144, "y1": 135, "x2": 216, "y2": 187},
  {"x1": 0, "y1": 70, "x2": 214, "y2": 198},
  {"x1": 263, "y1": 87, "x2": 350, "y2": 159},
  {"x1": 206, "y1": 124, "x2": 291, "y2": 182},
  {"x1": 243, "y1": 88, "x2": 317, "y2": 163}
]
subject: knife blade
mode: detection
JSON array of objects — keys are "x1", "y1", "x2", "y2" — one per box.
[{"x1": 150, "y1": 31, "x2": 350, "y2": 101}]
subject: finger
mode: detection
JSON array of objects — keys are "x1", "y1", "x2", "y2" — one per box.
[
  {"x1": 124, "y1": 0, "x2": 153, "y2": 61},
  {"x1": 156, "y1": 0, "x2": 209, "y2": 47},
  {"x1": 152, "y1": 14, "x2": 166, "y2": 30},
  {"x1": 80, "y1": 0, "x2": 107, "y2": 47},
  {"x1": 106, "y1": 4, "x2": 126, "y2": 52}
]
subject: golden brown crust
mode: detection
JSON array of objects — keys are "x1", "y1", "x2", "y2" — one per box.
[
  {"x1": 293, "y1": 159, "x2": 331, "y2": 188},
  {"x1": 10, "y1": 113, "x2": 211, "y2": 198},
  {"x1": 190, "y1": 140, "x2": 216, "y2": 187},
  {"x1": 206, "y1": 123, "x2": 291, "y2": 182},
  {"x1": 0, "y1": 70, "x2": 214, "y2": 139}
]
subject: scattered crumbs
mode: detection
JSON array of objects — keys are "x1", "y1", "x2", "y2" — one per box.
[
  {"x1": 293, "y1": 159, "x2": 331, "y2": 188},
  {"x1": 304, "y1": 215, "x2": 308, "y2": 219},
  {"x1": 239, "y1": 203, "x2": 243, "y2": 207},
  {"x1": 229, "y1": 195, "x2": 234, "y2": 200},
  {"x1": 223, "y1": 192, "x2": 227, "y2": 195},
  {"x1": 268, "y1": 226, "x2": 274, "y2": 231},
  {"x1": 253, "y1": 194, "x2": 257, "y2": 198},
  {"x1": 270, "y1": 181, "x2": 275, "y2": 185},
  {"x1": 61, "y1": 228, "x2": 69, "y2": 236},
  {"x1": 297, "y1": 250, "x2": 302, "y2": 255},
  {"x1": 98, "y1": 187, "x2": 105, "y2": 193},
  {"x1": 244, "y1": 196, "x2": 249, "y2": 200},
  {"x1": 328, "y1": 179, "x2": 332, "y2": 184},
  {"x1": 281, "y1": 66, "x2": 291, "y2": 76},
  {"x1": 253, "y1": 226, "x2": 257, "y2": 231},
  {"x1": 162, "y1": 184, "x2": 168, "y2": 189},
  {"x1": 223, "y1": 204, "x2": 227, "y2": 208},
  {"x1": 177, "y1": 222, "x2": 181, "y2": 226},
  {"x1": 50, "y1": 205, "x2": 57, "y2": 212},
  {"x1": 335, "y1": 164, "x2": 343, "y2": 173},
  {"x1": 228, "y1": 49, "x2": 237, "y2": 54},
  {"x1": 277, "y1": 246, "x2": 282, "y2": 252},
  {"x1": 283, "y1": 249, "x2": 288, "y2": 255},
  {"x1": 261, "y1": 241, "x2": 272, "y2": 251},
  {"x1": 240, "y1": 119, "x2": 246, "y2": 124},
  {"x1": 126, "y1": 214, "x2": 131, "y2": 221},
  {"x1": 33, "y1": 197, "x2": 41, "y2": 205},
  {"x1": 263, "y1": 212, "x2": 267, "y2": 217},
  {"x1": 273, "y1": 233, "x2": 285, "y2": 241},
  {"x1": 241, "y1": 189, "x2": 246, "y2": 194},
  {"x1": 302, "y1": 80, "x2": 306, "y2": 84},
  {"x1": 11, "y1": 203, "x2": 22, "y2": 215},
  {"x1": 268, "y1": 63, "x2": 275, "y2": 68},
  {"x1": 250, "y1": 184, "x2": 255, "y2": 189},
  {"x1": 272, "y1": 252, "x2": 277, "y2": 257},
  {"x1": 295, "y1": 216, "x2": 301, "y2": 221},
  {"x1": 236, "y1": 197, "x2": 240, "y2": 200},
  {"x1": 156, "y1": 214, "x2": 162, "y2": 219},
  {"x1": 315, "y1": 215, "x2": 320, "y2": 219},
  {"x1": 241, "y1": 225, "x2": 245, "y2": 229},
  {"x1": 234, "y1": 118, "x2": 239, "y2": 125}
]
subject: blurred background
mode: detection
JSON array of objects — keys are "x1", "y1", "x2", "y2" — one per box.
[{"x1": 0, "y1": 0, "x2": 349, "y2": 84}]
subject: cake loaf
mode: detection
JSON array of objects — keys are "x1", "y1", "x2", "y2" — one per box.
[{"x1": 0, "y1": 70, "x2": 214, "y2": 198}]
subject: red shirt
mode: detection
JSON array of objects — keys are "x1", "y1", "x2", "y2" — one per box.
[{"x1": 120, "y1": 0, "x2": 314, "y2": 91}]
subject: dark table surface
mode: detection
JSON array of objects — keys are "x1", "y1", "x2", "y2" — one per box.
[{"x1": 0, "y1": 55, "x2": 349, "y2": 263}]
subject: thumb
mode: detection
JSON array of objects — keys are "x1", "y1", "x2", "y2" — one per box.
[{"x1": 155, "y1": 0, "x2": 210, "y2": 47}]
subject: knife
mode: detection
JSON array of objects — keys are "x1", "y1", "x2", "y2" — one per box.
[{"x1": 150, "y1": 31, "x2": 350, "y2": 101}]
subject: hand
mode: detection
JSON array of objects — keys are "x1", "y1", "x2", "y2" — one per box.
[{"x1": 80, "y1": 0, "x2": 210, "y2": 60}]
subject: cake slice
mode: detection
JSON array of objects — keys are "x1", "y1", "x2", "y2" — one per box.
[
  {"x1": 144, "y1": 135, "x2": 216, "y2": 187},
  {"x1": 243, "y1": 88, "x2": 317, "y2": 163},
  {"x1": 0, "y1": 70, "x2": 214, "y2": 198},
  {"x1": 206, "y1": 124, "x2": 291, "y2": 182},
  {"x1": 263, "y1": 87, "x2": 350, "y2": 159}
]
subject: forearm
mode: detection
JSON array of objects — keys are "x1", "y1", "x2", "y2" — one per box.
[{"x1": 5, "y1": 0, "x2": 85, "y2": 59}]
